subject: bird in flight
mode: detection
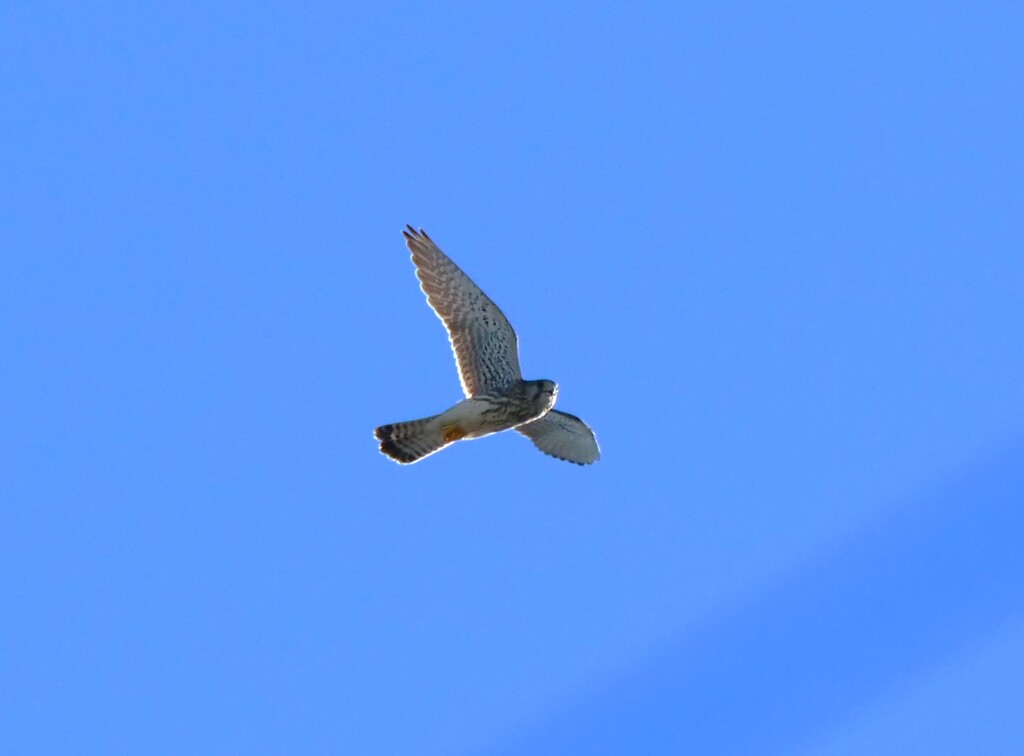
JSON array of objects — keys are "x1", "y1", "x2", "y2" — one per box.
[{"x1": 374, "y1": 226, "x2": 600, "y2": 465}]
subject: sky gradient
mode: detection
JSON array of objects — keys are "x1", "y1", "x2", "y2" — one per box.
[{"x1": 4, "y1": 2, "x2": 1024, "y2": 754}]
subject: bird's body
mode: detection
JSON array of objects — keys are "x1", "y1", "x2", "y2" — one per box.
[
  {"x1": 376, "y1": 380, "x2": 557, "y2": 463},
  {"x1": 374, "y1": 227, "x2": 599, "y2": 465}
]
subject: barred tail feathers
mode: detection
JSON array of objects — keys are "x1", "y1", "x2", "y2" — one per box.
[{"x1": 374, "y1": 415, "x2": 450, "y2": 464}]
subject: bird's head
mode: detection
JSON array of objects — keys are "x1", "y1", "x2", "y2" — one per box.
[{"x1": 527, "y1": 379, "x2": 558, "y2": 411}]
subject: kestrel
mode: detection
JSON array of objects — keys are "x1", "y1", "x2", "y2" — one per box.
[{"x1": 374, "y1": 226, "x2": 600, "y2": 465}]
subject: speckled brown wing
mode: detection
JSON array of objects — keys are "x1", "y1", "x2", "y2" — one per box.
[
  {"x1": 403, "y1": 226, "x2": 522, "y2": 397},
  {"x1": 516, "y1": 410, "x2": 601, "y2": 465}
]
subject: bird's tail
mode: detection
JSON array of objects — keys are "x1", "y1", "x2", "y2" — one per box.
[{"x1": 374, "y1": 414, "x2": 451, "y2": 464}]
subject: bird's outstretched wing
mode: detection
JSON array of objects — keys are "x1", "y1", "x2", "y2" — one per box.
[
  {"x1": 404, "y1": 226, "x2": 522, "y2": 397},
  {"x1": 516, "y1": 410, "x2": 601, "y2": 465}
]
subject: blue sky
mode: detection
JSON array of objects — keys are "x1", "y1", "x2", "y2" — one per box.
[{"x1": 3, "y1": 2, "x2": 1023, "y2": 754}]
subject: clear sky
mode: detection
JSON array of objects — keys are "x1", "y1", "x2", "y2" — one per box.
[{"x1": 4, "y1": 2, "x2": 1024, "y2": 755}]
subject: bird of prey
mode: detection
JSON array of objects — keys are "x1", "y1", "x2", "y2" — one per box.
[{"x1": 374, "y1": 226, "x2": 600, "y2": 465}]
